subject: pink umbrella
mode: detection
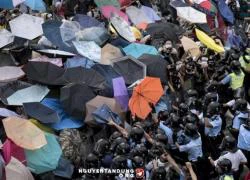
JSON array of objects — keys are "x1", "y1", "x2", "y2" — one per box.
[
  {"x1": 29, "y1": 56, "x2": 63, "y2": 67},
  {"x1": 101, "y1": 5, "x2": 129, "y2": 23}
]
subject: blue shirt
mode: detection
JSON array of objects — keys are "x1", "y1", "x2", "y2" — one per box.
[
  {"x1": 232, "y1": 111, "x2": 248, "y2": 130},
  {"x1": 205, "y1": 115, "x2": 222, "y2": 137},
  {"x1": 238, "y1": 125, "x2": 250, "y2": 151},
  {"x1": 220, "y1": 75, "x2": 231, "y2": 85}
]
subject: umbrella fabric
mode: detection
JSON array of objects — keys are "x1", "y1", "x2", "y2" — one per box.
[
  {"x1": 41, "y1": 98, "x2": 84, "y2": 130},
  {"x1": 9, "y1": 14, "x2": 44, "y2": 40},
  {"x1": 216, "y1": 0, "x2": 234, "y2": 25},
  {"x1": 53, "y1": 157, "x2": 74, "y2": 179},
  {"x1": 25, "y1": 133, "x2": 62, "y2": 174},
  {"x1": 176, "y1": 6, "x2": 207, "y2": 24},
  {"x1": 140, "y1": 5, "x2": 161, "y2": 22},
  {"x1": 123, "y1": 43, "x2": 158, "y2": 58},
  {"x1": 6, "y1": 85, "x2": 49, "y2": 106},
  {"x1": 0, "y1": 66, "x2": 25, "y2": 83},
  {"x1": 60, "y1": 20, "x2": 81, "y2": 46},
  {"x1": 110, "y1": 14, "x2": 136, "y2": 42},
  {"x1": 112, "y1": 56, "x2": 147, "y2": 85},
  {"x1": 0, "y1": 29, "x2": 14, "y2": 48},
  {"x1": 64, "y1": 56, "x2": 96, "y2": 69},
  {"x1": 3, "y1": 139, "x2": 26, "y2": 165},
  {"x1": 60, "y1": 83, "x2": 96, "y2": 119},
  {"x1": 101, "y1": 5, "x2": 129, "y2": 23},
  {"x1": 0, "y1": 108, "x2": 19, "y2": 117},
  {"x1": 85, "y1": 96, "x2": 124, "y2": 126},
  {"x1": 170, "y1": 0, "x2": 188, "y2": 8},
  {"x1": 73, "y1": 14, "x2": 105, "y2": 28},
  {"x1": 30, "y1": 119, "x2": 54, "y2": 134},
  {"x1": 37, "y1": 49, "x2": 75, "y2": 58},
  {"x1": 92, "y1": 104, "x2": 122, "y2": 125},
  {"x1": 73, "y1": 41, "x2": 101, "y2": 63},
  {"x1": 196, "y1": 23, "x2": 212, "y2": 34},
  {"x1": 138, "y1": 54, "x2": 168, "y2": 84},
  {"x1": 23, "y1": 102, "x2": 60, "y2": 124},
  {"x1": 195, "y1": 28, "x2": 225, "y2": 53},
  {"x1": 94, "y1": 0, "x2": 120, "y2": 8},
  {"x1": 29, "y1": 56, "x2": 63, "y2": 67},
  {"x1": 0, "y1": 53, "x2": 17, "y2": 67},
  {"x1": 119, "y1": 0, "x2": 131, "y2": 6},
  {"x1": 5, "y1": 157, "x2": 34, "y2": 180},
  {"x1": 112, "y1": 77, "x2": 129, "y2": 111},
  {"x1": 24, "y1": 61, "x2": 66, "y2": 85},
  {"x1": 0, "y1": 0, "x2": 24, "y2": 9},
  {"x1": 63, "y1": 67, "x2": 106, "y2": 90},
  {"x1": 24, "y1": 0, "x2": 46, "y2": 12},
  {"x1": 3, "y1": 116, "x2": 47, "y2": 150},
  {"x1": 101, "y1": 43, "x2": 123, "y2": 65},
  {"x1": 126, "y1": 6, "x2": 152, "y2": 26},
  {"x1": 76, "y1": 27, "x2": 110, "y2": 46},
  {"x1": 180, "y1": 36, "x2": 201, "y2": 59},
  {"x1": 129, "y1": 77, "x2": 164, "y2": 119}
]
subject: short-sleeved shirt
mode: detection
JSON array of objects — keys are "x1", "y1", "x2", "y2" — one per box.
[
  {"x1": 232, "y1": 111, "x2": 248, "y2": 130},
  {"x1": 238, "y1": 125, "x2": 250, "y2": 151},
  {"x1": 205, "y1": 115, "x2": 222, "y2": 137}
]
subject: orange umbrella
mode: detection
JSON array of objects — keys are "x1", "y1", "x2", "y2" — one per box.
[
  {"x1": 3, "y1": 117, "x2": 47, "y2": 150},
  {"x1": 129, "y1": 77, "x2": 164, "y2": 119}
]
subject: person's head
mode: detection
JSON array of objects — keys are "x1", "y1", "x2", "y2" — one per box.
[
  {"x1": 133, "y1": 144, "x2": 148, "y2": 159},
  {"x1": 94, "y1": 139, "x2": 110, "y2": 156},
  {"x1": 216, "y1": 158, "x2": 232, "y2": 175},
  {"x1": 158, "y1": 110, "x2": 170, "y2": 121},
  {"x1": 206, "y1": 81, "x2": 219, "y2": 93},
  {"x1": 206, "y1": 101, "x2": 220, "y2": 117},
  {"x1": 219, "y1": 136, "x2": 237, "y2": 152},
  {"x1": 155, "y1": 133, "x2": 168, "y2": 145},
  {"x1": 115, "y1": 142, "x2": 130, "y2": 155},
  {"x1": 233, "y1": 99, "x2": 247, "y2": 112},
  {"x1": 204, "y1": 92, "x2": 218, "y2": 105},
  {"x1": 132, "y1": 156, "x2": 144, "y2": 168},
  {"x1": 183, "y1": 113, "x2": 198, "y2": 125},
  {"x1": 169, "y1": 113, "x2": 181, "y2": 129},
  {"x1": 85, "y1": 153, "x2": 99, "y2": 169},
  {"x1": 187, "y1": 89, "x2": 198, "y2": 98},
  {"x1": 178, "y1": 103, "x2": 189, "y2": 117},
  {"x1": 112, "y1": 155, "x2": 128, "y2": 169},
  {"x1": 151, "y1": 167, "x2": 166, "y2": 180},
  {"x1": 130, "y1": 126, "x2": 144, "y2": 144},
  {"x1": 184, "y1": 123, "x2": 199, "y2": 139},
  {"x1": 230, "y1": 60, "x2": 241, "y2": 74},
  {"x1": 110, "y1": 137, "x2": 127, "y2": 152},
  {"x1": 163, "y1": 41, "x2": 173, "y2": 53},
  {"x1": 109, "y1": 131, "x2": 122, "y2": 143}
]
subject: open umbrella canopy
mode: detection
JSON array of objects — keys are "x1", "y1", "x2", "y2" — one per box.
[
  {"x1": 0, "y1": 0, "x2": 24, "y2": 9},
  {"x1": 123, "y1": 43, "x2": 158, "y2": 59},
  {"x1": 195, "y1": 28, "x2": 225, "y2": 53},
  {"x1": 5, "y1": 157, "x2": 34, "y2": 180},
  {"x1": 64, "y1": 56, "x2": 96, "y2": 69},
  {"x1": 129, "y1": 77, "x2": 164, "y2": 119},
  {"x1": 10, "y1": 14, "x2": 44, "y2": 40},
  {"x1": 25, "y1": 133, "x2": 62, "y2": 174},
  {"x1": 3, "y1": 116, "x2": 47, "y2": 150},
  {"x1": 0, "y1": 53, "x2": 17, "y2": 67},
  {"x1": 0, "y1": 66, "x2": 25, "y2": 83},
  {"x1": 60, "y1": 20, "x2": 81, "y2": 46},
  {"x1": 101, "y1": 5, "x2": 129, "y2": 23},
  {"x1": 60, "y1": 83, "x2": 96, "y2": 119},
  {"x1": 126, "y1": 6, "x2": 152, "y2": 26},
  {"x1": 53, "y1": 158, "x2": 74, "y2": 179},
  {"x1": 24, "y1": 0, "x2": 46, "y2": 12},
  {"x1": 101, "y1": 43, "x2": 123, "y2": 65},
  {"x1": 138, "y1": 54, "x2": 168, "y2": 84},
  {"x1": 41, "y1": 98, "x2": 84, "y2": 130},
  {"x1": 112, "y1": 56, "x2": 146, "y2": 85},
  {"x1": 180, "y1": 36, "x2": 201, "y2": 59},
  {"x1": 0, "y1": 108, "x2": 19, "y2": 117},
  {"x1": 176, "y1": 6, "x2": 207, "y2": 24},
  {"x1": 216, "y1": 0, "x2": 234, "y2": 25},
  {"x1": 29, "y1": 56, "x2": 63, "y2": 67},
  {"x1": 73, "y1": 14, "x2": 105, "y2": 28},
  {"x1": 30, "y1": 119, "x2": 54, "y2": 134},
  {"x1": 94, "y1": 0, "x2": 120, "y2": 8},
  {"x1": 23, "y1": 102, "x2": 60, "y2": 124},
  {"x1": 0, "y1": 29, "x2": 14, "y2": 48}
]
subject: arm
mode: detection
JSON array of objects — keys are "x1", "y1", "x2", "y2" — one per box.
[
  {"x1": 108, "y1": 120, "x2": 128, "y2": 138},
  {"x1": 204, "y1": 117, "x2": 213, "y2": 128},
  {"x1": 208, "y1": 156, "x2": 215, "y2": 166},
  {"x1": 186, "y1": 162, "x2": 197, "y2": 180},
  {"x1": 162, "y1": 153, "x2": 182, "y2": 174},
  {"x1": 144, "y1": 131, "x2": 155, "y2": 145}
]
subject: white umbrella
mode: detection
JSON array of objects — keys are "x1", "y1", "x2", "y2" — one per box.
[
  {"x1": 0, "y1": 29, "x2": 14, "y2": 48},
  {"x1": 37, "y1": 49, "x2": 75, "y2": 57},
  {"x1": 9, "y1": 14, "x2": 44, "y2": 40},
  {"x1": 176, "y1": 7, "x2": 207, "y2": 24},
  {"x1": 0, "y1": 66, "x2": 25, "y2": 82}
]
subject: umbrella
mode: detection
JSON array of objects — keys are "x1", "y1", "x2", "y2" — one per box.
[
  {"x1": 0, "y1": 108, "x2": 19, "y2": 117},
  {"x1": 73, "y1": 41, "x2": 101, "y2": 63},
  {"x1": 30, "y1": 119, "x2": 54, "y2": 134},
  {"x1": 0, "y1": 0, "x2": 24, "y2": 9},
  {"x1": 3, "y1": 116, "x2": 47, "y2": 150},
  {"x1": 60, "y1": 83, "x2": 96, "y2": 119},
  {"x1": 180, "y1": 36, "x2": 201, "y2": 59},
  {"x1": 41, "y1": 98, "x2": 84, "y2": 130},
  {"x1": 138, "y1": 54, "x2": 168, "y2": 84},
  {"x1": 176, "y1": 6, "x2": 207, "y2": 24},
  {"x1": 216, "y1": 0, "x2": 234, "y2": 25},
  {"x1": 3, "y1": 139, "x2": 26, "y2": 165},
  {"x1": 60, "y1": 20, "x2": 81, "y2": 46},
  {"x1": 23, "y1": 102, "x2": 60, "y2": 124},
  {"x1": 129, "y1": 77, "x2": 164, "y2": 119},
  {"x1": 101, "y1": 5, "x2": 129, "y2": 23},
  {"x1": 24, "y1": 0, "x2": 46, "y2": 12},
  {"x1": 196, "y1": 23, "x2": 212, "y2": 35},
  {"x1": 53, "y1": 158, "x2": 74, "y2": 179},
  {"x1": 64, "y1": 56, "x2": 96, "y2": 69},
  {"x1": 9, "y1": 14, "x2": 44, "y2": 40},
  {"x1": 0, "y1": 155, "x2": 4, "y2": 180},
  {"x1": 170, "y1": 0, "x2": 188, "y2": 8},
  {"x1": 36, "y1": 49, "x2": 75, "y2": 58},
  {"x1": 73, "y1": 14, "x2": 105, "y2": 28},
  {"x1": 6, "y1": 85, "x2": 49, "y2": 106},
  {"x1": 24, "y1": 61, "x2": 66, "y2": 85},
  {"x1": 110, "y1": 13, "x2": 136, "y2": 42},
  {"x1": 123, "y1": 43, "x2": 158, "y2": 59},
  {"x1": 25, "y1": 133, "x2": 62, "y2": 174},
  {"x1": 112, "y1": 77, "x2": 129, "y2": 111},
  {"x1": 0, "y1": 66, "x2": 25, "y2": 83},
  {"x1": 29, "y1": 56, "x2": 63, "y2": 67},
  {"x1": 94, "y1": 0, "x2": 120, "y2": 8},
  {"x1": 0, "y1": 29, "x2": 14, "y2": 48},
  {"x1": 101, "y1": 43, "x2": 123, "y2": 65},
  {"x1": 85, "y1": 96, "x2": 124, "y2": 126},
  {"x1": 0, "y1": 53, "x2": 18, "y2": 67},
  {"x1": 5, "y1": 157, "x2": 34, "y2": 180},
  {"x1": 140, "y1": 5, "x2": 161, "y2": 22},
  {"x1": 63, "y1": 67, "x2": 106, "y2": 90},
  {"x1": 195, "y1": 0, "x2": 218, "y2": 15},
  {"x1": 195, "y1": 28, "x2": 225, "y2": 53},
  {"x1": 112, "y1": 56, "x2": 146, "y2": 85},
  {"x1": 126, "y1": 6, "x2": 152, "y2": 26}
]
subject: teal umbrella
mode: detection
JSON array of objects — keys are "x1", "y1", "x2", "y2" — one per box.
[
  {"x1": 123, "y1": 43, "x2": 158, "y2": 59},
  {"x1": 25, "y1": 133, "x2": 62, "y2": 174}
]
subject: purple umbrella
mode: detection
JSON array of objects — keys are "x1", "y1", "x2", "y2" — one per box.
[{"x1": 112, "y1": 77, "x2": 129, "y2": 111}]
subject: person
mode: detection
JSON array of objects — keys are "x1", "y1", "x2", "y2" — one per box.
[
  {"x1": 64, "y1": 0, "x2": 89, "y2": 18},
  {"x1": 240, "y1": 48, "x2": 250, "y2": 101},
  {"x1": 214, "y1": 158, "x2": 234, "y2": 180}
]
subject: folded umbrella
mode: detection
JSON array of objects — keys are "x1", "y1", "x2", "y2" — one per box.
[
  {"x1": 29, "y1": 56, "x2": 63, "y2": 67},
  {"x1": 101, "y1": 5, "x2": 129, "y2": 23},
  {"x1": 180, "y1": 36, "x2": 201, "y2": 59},
  {"x1": 73, "y1": 14, "x2": 105, "y2": 28},
  {"x1": 0, "y1": 66, "x2": 25, "y2": 83},
  {"x1": 0, "y1": 29, "x2": 14, "y2": 48},
  {"x1": 0, "y1": 0, "x2": 25, "y2": 9},
  {"x1": 0, "y1": 53, "x2": 17, "y2": 67},
  {"x1": 94, "y1": 0, "x2": 120, "y2": 8},
  {"x1": 123, "y1": 43, "x2": 158, "y2": 59},
  {"x1": 60, "y1": 83, "x2": 96, "y2": 119},
  {"x1": 64, "y1": 56, "x2": 96, "y2": 69},
  {"x1": 23, "y1": 102, "x2": 60, "y2": 124},
  {"x1": 25, "y1": 133, "x2": 62, "y2": 174},
  {"x1": 10, "y1": 14, "x2": 44, "y2": 40},
  {"x1": 112, "y1": 56, "x2": 146, "y2": 85},
  {"x1": 129, "y1": 77, "x2": 164, "y2": 119},
  {"x1": 24, "y1": 0, "x2": 46, "y2": 12},
  {"x1": 3, "y1": 116, "x2": 47, "y2": 150},
  {"x1": 36, "y1": 49, "x2": 75, "y2": 58},
  {"x1": 53, "y1": 158, "x2": 74, "y2": 179},
  {"x1": 101, "y1": 43, "x2": 123, "y2": 65},
  {"x1": 176, "y1": 6, "x2": 207, "y2": 24}
]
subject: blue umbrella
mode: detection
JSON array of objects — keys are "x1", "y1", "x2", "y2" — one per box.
[
  {"x1": 216, "y1": 0, "x2": 234, "y2": 25},
  {"x1": 53, "y1": 157, "x2": 74, "y2": 179},
  {"x1": 25, "y1": 133, "x2": 62, "y2": 174},
  {"x1": 73, "y1": 14, "x2": 105, "y2": 28},
  {"x1": 64, "y1": 56, "x2": 96, "y2": 69},
  {"x1": 41, "y1": 98, "x2": 84, "y2": 130},
  {"x1": 24, "y1": 0, "x2": 46, "y2": 12},
  {"x1": 0, "y1": 0, "x2": 24, "y2": 9},
  {"x1": 123, "y1": 43, "x2": 158, "y2": 59}
]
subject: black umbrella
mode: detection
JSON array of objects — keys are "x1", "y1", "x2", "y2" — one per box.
[
  {"x1": 138, "y1": 54, "x2": 168, "y2": 84},
  {"x1": 0, "y1": 53, "x2": 18, "y2": 67},
  {"x1": 195, "y1": 23, "x2": 212, "y2": 35},
  {"x1": 24, "y1": 61, "x2": 66, "y2": 85},
  {"x1": 112, "y1": 56, "x2": 146, "y2": 85},
  {"x1": 60, "y1": 83, "x2": 96, "y2": 119},
  {"x1": 23, "y1": 102, "x2": 60, "y2": 124}
]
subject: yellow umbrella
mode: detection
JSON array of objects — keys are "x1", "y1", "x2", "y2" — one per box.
[
  {"x1": 3, "y1": 117, "x2": 47, "y2": 150},
  {"x1": 195, "y1": 28, "x2": 225, "y2": 53},
  {"x1": 180, "y1": 36, "x2": 201, "y2": 59},
  {"x1": 30, "y1": 119, "x2": 55, "y2": 134}
]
